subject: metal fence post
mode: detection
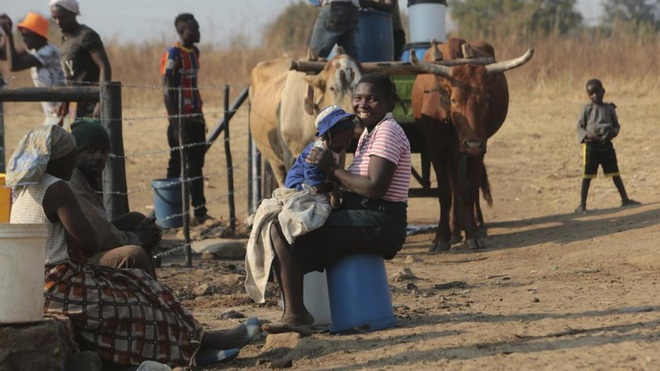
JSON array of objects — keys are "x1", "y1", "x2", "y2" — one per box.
[
  {"x1": 100, "y1": 81, "x2": 129, "y2": 220},
  {"x1": 223, "y1": 85, "x2": 236, "y2": 234}
]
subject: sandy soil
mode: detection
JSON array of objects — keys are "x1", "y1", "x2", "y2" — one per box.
[{"x1": 3, "y1": 84, "x2": 659, "y2": 370}]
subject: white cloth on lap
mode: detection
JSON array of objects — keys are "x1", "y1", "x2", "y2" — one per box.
[{"x1": 244, "y1": 186, "x2": 331, "y2": 303}]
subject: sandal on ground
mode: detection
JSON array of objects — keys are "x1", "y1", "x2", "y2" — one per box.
[
  {"x1": 261, "y1": 322, "x2": 313, "y2": 337},
  {"x1": 195, "y1": 347, "x2": 240, "y2": 366},
  {"x1": 621, "y1": 199, "x2": 641, "y2": 207},
  {"x1": 575, "y1": 205, "x2": 587, "y2": 214},
  {"x1": 240, "y1": 317, "x2": 261, "y2": 347}
]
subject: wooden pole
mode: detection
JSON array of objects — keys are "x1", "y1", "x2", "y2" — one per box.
[
  {"x1": 0, "y1": 86, "x2": 99, "y2": 102},
  {"x1": 205, "y1": 86, "x2": 249, "y2": 151},
  {"x1": 177, "y1": 87, "x2": 192, "y2": 268},
  {"x1": 0, "y1": 75, "x2": 4, "y2": 173},
  {"x1": 289, "y1": 57, "x2": 497, "y2": 75},
  {"x1": 223, "y1": 85, "x2": 236, "y2": 234},
  {"x1": 100, "y1": 81, "x2": 129, "y2": 220},
  {"x1": 0, "y1": 100, "x2": 4, "y2": 174}
]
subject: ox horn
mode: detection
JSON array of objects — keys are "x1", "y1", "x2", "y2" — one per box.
[
  {"x1": 485, "y1": 47, "x2": 535, "y2": 74},
  {"x1": 410, "y1": 48, "x2": 451, "y2": 78},
  {"x1": 461, "y1": 43, "x2": 475, "y2": 58},
  {"x1": 431, "y1": 39, "x2": 443, "y2": 61}
]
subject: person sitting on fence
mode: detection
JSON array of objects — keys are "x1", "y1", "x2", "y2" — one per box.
[
  {"x1": 161, "y1": 12, "x2": 213, "y2": 226},
  {"x1": 259, "y1": 73, "x2": 411, "y2": 334},
  {"x1": 0, "y1": 12, "x2": 66, "y2": 125},
  {"x1": 50, "y1": 0, "x2": 112, "y2": 119},
  {"x1": 244, "y1": 106, "x2": 355, "y2": 304},
  {"x1": 67, "y1": 118, "x2": 161, "y2": 277},
  {"x1": 8, "y1": 124, "x2": 259, "y2": 368}
]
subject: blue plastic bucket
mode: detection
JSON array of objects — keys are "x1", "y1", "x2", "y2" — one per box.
[
  {"x1": 356, "y1": 9, "x2": 394, "y2": 62},
  {"x1": 152, "y1": 178, "x2": 183, "y2": 229},
  {"x1": 400, "y1": 42, "x2": 432, "y2": 63},
  {"x1": 327, "y1": 254, "x2": 398, "y2": 333}
]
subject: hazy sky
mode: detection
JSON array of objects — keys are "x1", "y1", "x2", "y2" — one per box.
[{"x1": 1, "y1": 0, "x2": 604, "y2": 45}]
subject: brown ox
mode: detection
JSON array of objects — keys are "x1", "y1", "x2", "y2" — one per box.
[
  {"x1": 411, "y1": 37, "x2": 534, "y2": 251},
  {"x1": 249, "y1": 53, "x2": 361, "y2": 187}
]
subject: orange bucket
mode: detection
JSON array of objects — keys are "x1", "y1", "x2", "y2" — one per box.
[{"x1": 0, "y1": 174, "x2": 11, "y2": 222}]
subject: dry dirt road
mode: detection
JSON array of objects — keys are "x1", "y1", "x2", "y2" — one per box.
[{"x1": 154, "y1": 91, "x2": 659, "y2": 370}]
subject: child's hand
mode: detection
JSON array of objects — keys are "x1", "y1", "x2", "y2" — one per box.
[{"x1": 305, "y1": 146, "x2": 337, "y2": 173}]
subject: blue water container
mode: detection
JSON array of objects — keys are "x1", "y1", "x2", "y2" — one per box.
[
  {"x1": 400, "y1": 42, "x2": 432, "y2": 62},
  {"x1": 356, "y1": 9, "x2": 394, "y2": 62},
  {"x1": 152, "y1": 178, "x2": 183, "y2": 229},
  {"x1": 327, "y1": 254, "x2": 398, "y2": 333}
]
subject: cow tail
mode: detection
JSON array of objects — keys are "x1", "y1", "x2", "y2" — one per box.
[{"x1": 481, "y1": 163, "x2": 493, "y2": 207}]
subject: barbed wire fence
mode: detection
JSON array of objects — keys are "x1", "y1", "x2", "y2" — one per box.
[{"x1": 0, "y1": 76, "x2": 260, "y2": 268}]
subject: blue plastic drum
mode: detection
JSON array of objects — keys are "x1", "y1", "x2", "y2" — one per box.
[
  {"x1": 327, "y1": 9, "x2": 394, "y2": 62},
  {"x1": 327, "y1": 254, "x2": 398, "y2": 333},
  {"x1": 356, "y1": 9, "x2": 394, "y2": 62}
]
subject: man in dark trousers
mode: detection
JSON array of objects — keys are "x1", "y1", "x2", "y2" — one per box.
[{"x1": 161, "y1": 13, "x2": 212, "y2": 225}]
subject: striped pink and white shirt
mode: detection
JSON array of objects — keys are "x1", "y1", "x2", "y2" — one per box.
[{"x1": 347, "y1": 117, "x2": 411, "y2": 202}]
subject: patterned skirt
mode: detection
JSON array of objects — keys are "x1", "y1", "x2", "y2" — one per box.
[{"x1": 44, "y1": 262, "x2": 203, "y2": 367}]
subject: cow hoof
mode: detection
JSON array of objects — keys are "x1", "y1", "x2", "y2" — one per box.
[
  {"x1": 479, "y1": 226, "x2": 488, "y2": 238},
  {"x1": 464, "y1": 239, "x2": 480, "y2": 250},
  {"x1": 450, "y1": 235, "x2": 463, "y2": 245},
  {"x1": 428, "y1": 242, "x2": 451, "y2": 254},
  {"x1": 476, "y1": 238, "x2": 486, "y2": 249}
]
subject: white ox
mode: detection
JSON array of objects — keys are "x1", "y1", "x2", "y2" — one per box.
[{"x1": 249, "y1": 53, "x2": 361, "y2": 187}]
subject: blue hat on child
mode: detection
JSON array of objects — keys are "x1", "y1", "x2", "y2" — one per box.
[{"x1": 315, "y1": 105, "x2": 356, "y2": 137}]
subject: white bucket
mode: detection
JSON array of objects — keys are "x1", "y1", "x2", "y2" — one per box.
[
  {"x1": 303, "y1": 271, "x2": 331, "y2": 326},
  {"x1": 0, "y1": 224, "x2": 48, "y2": 324},
  {"x1": 279, "y1": 270, "x2": 332, "y2": 326},
  {"x1": 408, "y1": 1, "x2": 447, "y2": 44}
]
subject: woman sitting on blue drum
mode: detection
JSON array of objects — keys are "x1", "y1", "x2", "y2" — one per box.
[{"x1": 263, "y1": 73, "x2": 411, "y2": 334}]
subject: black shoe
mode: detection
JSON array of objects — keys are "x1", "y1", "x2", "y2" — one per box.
[
  {"x1": 621, "y1": 199, "x2": 641, "y2": 207},
  {"x1": 192, "y1": 214, "x2": 215, "y2": 227}
]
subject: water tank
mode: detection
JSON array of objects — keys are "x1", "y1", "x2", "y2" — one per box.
[{"x1": 408, "y1": 0, "x2": 447, "y2": 44}]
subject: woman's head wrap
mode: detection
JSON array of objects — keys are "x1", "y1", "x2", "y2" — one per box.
[
  {"x1": 48, "y1": 0, "x2": 81, "y2": 15},
  {"x1": 6, "y1": 125, "x2": 76, "y2": 187},
  {"x1": 71, "y1": 118, "x2": 110, "y2": 151}
]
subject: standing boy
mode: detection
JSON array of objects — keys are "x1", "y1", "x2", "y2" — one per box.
[
  {"x1": 161, "y1": 13, "x2": 211, "y2": 225},
  {"x1": 0, "y1": 12, "x2": 65, "y2": 124},
  {"x1": 575, "y1": 78, "x2": 639, "y2": 213},
  {"x1": 50, "y1": 0, "x2": 112, "y2": 118}
]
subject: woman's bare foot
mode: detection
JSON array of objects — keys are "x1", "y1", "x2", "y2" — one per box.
[{"x1": 262, "y1": 312, "x2": 314, "y2": 336}]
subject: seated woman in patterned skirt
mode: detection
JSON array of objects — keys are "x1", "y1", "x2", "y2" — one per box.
[{"x1": 8, "y1": 125, "x2": 258, "y2": 368}]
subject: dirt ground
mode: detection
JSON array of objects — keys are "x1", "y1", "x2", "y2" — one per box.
[{"x1": 3, "y1": 84, "x2": 659, "y2": 370}]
